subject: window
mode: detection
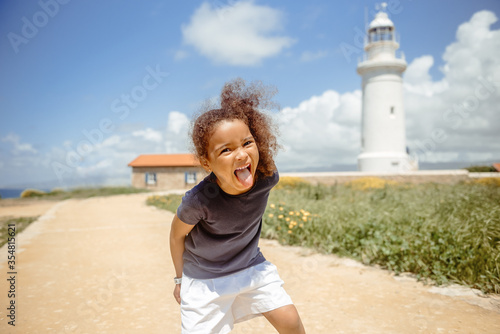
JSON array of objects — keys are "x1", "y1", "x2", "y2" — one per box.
[
  {"x1": 185, "y1": 172, "x2": 197, "y2": 184},
  {"x1": 145, "y1": 172, "x2": 157, "y2": 185}
]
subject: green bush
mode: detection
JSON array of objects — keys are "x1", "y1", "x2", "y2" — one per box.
[
  {"x1": 465, "y1": 165, "x2": 497, "y2": 172},
  {"x1": 20, "y1": 189, "x2": 47, "y2": 198},
  {"x1": 48, "y1": 188, "x2": 66, "y2": 196}
]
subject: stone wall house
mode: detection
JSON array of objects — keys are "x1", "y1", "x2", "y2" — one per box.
[{"x1": 128, "y1": 154, "x2": 205, "y2": 190}]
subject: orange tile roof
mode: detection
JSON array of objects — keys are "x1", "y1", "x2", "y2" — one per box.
[
  {"x1": 128, "y1": 154, "x2": 200, "y2": 167},
  {"x1": 493, "y1": 163, "x2": 500, "y2": 172}
]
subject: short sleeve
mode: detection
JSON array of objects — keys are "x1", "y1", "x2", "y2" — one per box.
[
  {"x1": 271, "y1": 170, "x2": 279, "y2": 186},
  {"x1": 176, "y1": 189, "x2": 204, "y2": 226}
]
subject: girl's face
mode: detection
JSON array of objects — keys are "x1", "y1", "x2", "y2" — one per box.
[{"x1": 203, "y1": 119, "x2": 259, "y2": 195}]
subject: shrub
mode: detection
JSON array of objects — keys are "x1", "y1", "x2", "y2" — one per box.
[
  {"x1": 20, "y1": 189, "x2": 46, "y2": 198},
  {"x1": 465, "y1": 165, "x2": 496, "y2": 172},
  {"x1": 49, "y1": 188, "x2": 66, "y2": 195}
]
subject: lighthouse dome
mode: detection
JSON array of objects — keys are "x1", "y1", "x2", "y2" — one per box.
[{"x1": 369, "y1": 11, "x2": 394, "y2": 29}]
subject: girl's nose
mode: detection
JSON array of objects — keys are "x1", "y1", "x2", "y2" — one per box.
[{"x1": 235, "y1": 147, "x2": 248, "y2": 160}]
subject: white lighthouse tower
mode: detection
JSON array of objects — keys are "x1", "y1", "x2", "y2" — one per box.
[{"x1": 357, "y1": 3, "x2": 416, "y2": 172}]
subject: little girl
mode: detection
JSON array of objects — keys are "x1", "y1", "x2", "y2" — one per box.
[{"x1": 170, "y1": 79, "x2": 305, "y2": 334}]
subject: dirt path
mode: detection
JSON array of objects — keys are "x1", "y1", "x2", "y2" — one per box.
[{"x1": 0, "y1": 194, "x2": 499, "y2": 333}]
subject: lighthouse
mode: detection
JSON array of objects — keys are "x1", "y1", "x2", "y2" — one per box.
[{"x1": 357, "y1": 3, "x2": 416, "y2": 172}]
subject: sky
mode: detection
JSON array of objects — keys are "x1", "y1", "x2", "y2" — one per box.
[{"x1": 0, "y1": 0, "x2": 499, "y2": 189}]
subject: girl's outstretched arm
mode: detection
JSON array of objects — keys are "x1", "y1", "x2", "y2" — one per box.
[{"x1": 169, "y1": 214, "x2": 195, "y2": 304}]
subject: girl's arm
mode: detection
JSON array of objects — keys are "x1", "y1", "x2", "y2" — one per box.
[{"x1": 169, "y1": 214, "x2": 195, "y2": 304}]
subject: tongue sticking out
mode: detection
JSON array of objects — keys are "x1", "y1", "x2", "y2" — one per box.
[{"x1": 235, "y1": 167, "x2": 253, "y2": 188}]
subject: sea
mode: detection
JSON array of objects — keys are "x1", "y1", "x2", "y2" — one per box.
[{"x1": 0, "y1": 189, "x2": 27, "y2": 199}]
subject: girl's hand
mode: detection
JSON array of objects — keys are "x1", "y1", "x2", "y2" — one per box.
[{"x1": 173, "y1": 284, "x2": 181, "y2": 304}]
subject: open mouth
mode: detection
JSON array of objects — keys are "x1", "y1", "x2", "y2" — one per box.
[{"x1": 234, "y1": 163, "x2": 253, "y2": 188}]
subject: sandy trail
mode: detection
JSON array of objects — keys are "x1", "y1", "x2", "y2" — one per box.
[{"x1": 0, "y1": 193, "x2": 498, "y2": 333}]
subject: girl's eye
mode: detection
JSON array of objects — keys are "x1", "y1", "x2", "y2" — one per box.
[
  {"x1": 244, "y1": 140, "x2": 253, "y2": 146},
  {"x1": 220, "y1": 148, "x2": 230, "y2": 155}
]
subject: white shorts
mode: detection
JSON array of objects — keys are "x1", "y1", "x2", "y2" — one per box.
[{"x1": 180, "y1": 261, "x2": 293, "y2": 334}]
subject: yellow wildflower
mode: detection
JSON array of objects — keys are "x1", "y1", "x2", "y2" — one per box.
[
  {"x1": 270, "y1": 203, "x2": 275, "y2": 209},
  {"x1": 278, "y1": 215, "x2": 284, "y2": 219},
  {"x1": 302, "y1": 216, "x2": 308, "y2": 222},
  {"x1": 299, "y1": 223, "x2": 304, "y2": 228},
  {"x1": 268, "y1": 213, "x2": 274, "y2": 218},
  {"x1": 288, "y1": 230, "x2": 292, "y2": 234},
  {"x1": 285, "y1": 217, "x2": 290, "y2": 222},
  {"x1": 279, "y1": 207, "x2": 284, "y2": 211},
  {"x1": 289, "y1": 223, "x2": 294, "y2": 229}
]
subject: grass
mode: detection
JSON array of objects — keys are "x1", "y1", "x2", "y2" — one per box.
[
  {"x1": 0, "y1": 216, "x2": 39, "y2": 247},
  {"x1": 146, "y1": 177, "x2": 500, "y2": 294},
  {"x1": 18, "y1": 187, "x2": 151, "y2": 200},
  {"x1": 146, "y1": 194, "x2": 183, "y2": 213}
]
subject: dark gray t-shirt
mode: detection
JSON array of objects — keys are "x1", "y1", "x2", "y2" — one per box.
[{"x1": 176, "y1": 171, "x2": 279, "y2": 279}]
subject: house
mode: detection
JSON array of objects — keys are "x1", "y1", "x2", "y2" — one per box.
[{"x1": 128, "y1": 154, "x2": 205, "y2": 190}]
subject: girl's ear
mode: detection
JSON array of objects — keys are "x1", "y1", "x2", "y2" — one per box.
[{"x1": 200, "y1": 158, "x2": 211, "y2": 172}]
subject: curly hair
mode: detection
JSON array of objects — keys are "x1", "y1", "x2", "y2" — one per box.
[{"x1": 190, "y1": 78, "x2": 280, "y2": 178}]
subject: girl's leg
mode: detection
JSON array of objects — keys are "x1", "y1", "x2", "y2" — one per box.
[{"x1": 262, "y1": 304, "x2": 305, "y2": 334}]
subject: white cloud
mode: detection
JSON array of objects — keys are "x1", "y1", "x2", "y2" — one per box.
[
  {"x1": 403, "y1": 10, "x2": 500, "y2": 164},
  {"x1": 1, "y1": 133, "x2": 37, "y2": 154},
  {"x1": 404, "y1": 55, "x2": 448, "y2": 96},
  {"x1": 275, "y1": 90, "x2": 361, "y2": 169},
  {"x1": 132, "y1": 128, "x2": 163, "y2": 142},
  {"x1": 181, "y1": 0, "x2": 295, "y2": 66},
  {"x1": 165, "y1": 111, "x2": 190, "y2": 153}
]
